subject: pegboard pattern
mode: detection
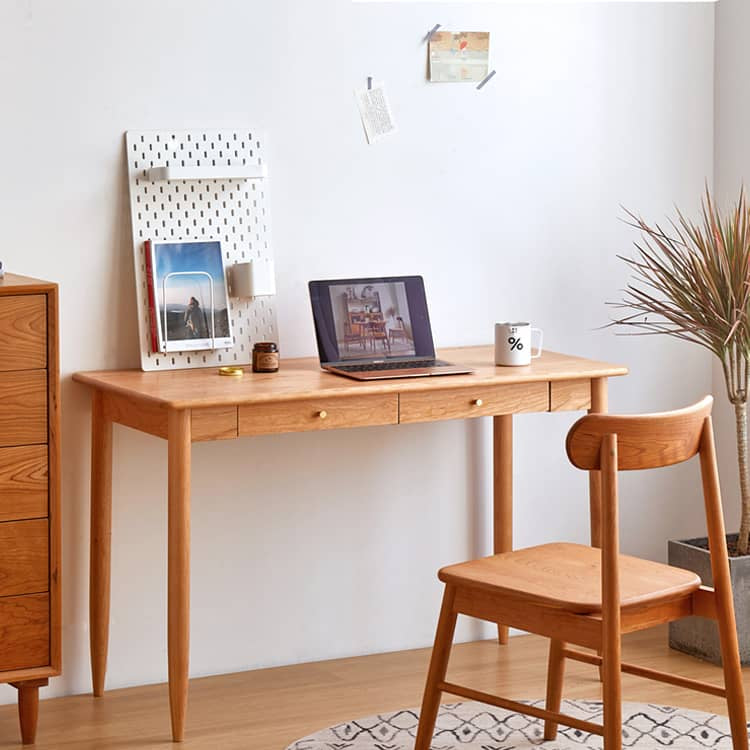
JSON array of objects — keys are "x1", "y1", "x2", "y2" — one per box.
[{"x1": 125, "y1": 129, "x2": 278, "y2": 371}]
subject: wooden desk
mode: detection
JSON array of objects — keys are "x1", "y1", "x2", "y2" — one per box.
[{"x1": 73, "y1": 346, "x2": 627, "y2": 742}]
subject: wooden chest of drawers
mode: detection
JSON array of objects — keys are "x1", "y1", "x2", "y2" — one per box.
[{"x1": 0, "y1": 274, "x2": 60, "y2": 745}]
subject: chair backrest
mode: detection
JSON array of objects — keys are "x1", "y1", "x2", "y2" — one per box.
[
  {"x1": 565, "y1": 396, "x2": 736, "y2": 644},
  {"x1": 566, "y1": 396, "x2": 713, "y2": 471}
]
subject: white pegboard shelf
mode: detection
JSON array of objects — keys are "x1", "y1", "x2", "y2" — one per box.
[
  {"x1": 125, "y1": 128, "x2": 278, "y2": 372},
  {"x1": 146, "y1": 164, "x2": 268, "y2": 181}
]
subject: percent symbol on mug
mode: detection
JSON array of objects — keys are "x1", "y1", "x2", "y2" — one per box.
[{"x1": 508, "y1": 337, "x2": 524, "y2": 351}]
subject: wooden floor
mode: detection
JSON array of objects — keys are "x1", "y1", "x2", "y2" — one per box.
[{"x1": 0, "y1": 626, "x2": 744, "y2": 749}]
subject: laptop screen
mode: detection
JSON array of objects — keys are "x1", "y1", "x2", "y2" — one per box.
[{"x1": 309, "y1": 276, "x2": 436, "y2": 364}]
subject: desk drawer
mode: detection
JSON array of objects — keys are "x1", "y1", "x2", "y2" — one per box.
[
  {"x1": 0, "y1": 370, "x2": 47, "y2": 447},
  {"x1": 399, "y1": 381, "x2": 549, "y2": 423},
  {"x1": 239, "y1": 394, "x2": 398, "y2": 436},
  {"x1": 0, "y1": 295, "x2": 46, "y2": 372},
  {"x1": 0, "y1": 445, "x2": 48, "y2": 522},
  {"x1": 0, "y1": 519, "x2": 49, "y2": 597},
  {"x1": 0, "y1": 593, "x2": 49, "y2": 671},
  {"x1": 551, "y1": 380, "x2": 592, "y2": 412}
]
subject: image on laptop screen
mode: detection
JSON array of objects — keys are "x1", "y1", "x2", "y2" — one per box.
[
  {"x1": 309, "y1": 276, "x2": 437, "y2": 365},
  {"x1": 328, "y1": 280, "x2": 416, "y2": 359}
]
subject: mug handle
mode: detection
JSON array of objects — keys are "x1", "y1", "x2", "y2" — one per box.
[{"x1": 531, "y1": 328, "x2": 543, "y2": 359}]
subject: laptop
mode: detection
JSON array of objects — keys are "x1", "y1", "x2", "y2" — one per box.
[{"x1": 308, "y1": 275, "x2": 474, "y2": 380}]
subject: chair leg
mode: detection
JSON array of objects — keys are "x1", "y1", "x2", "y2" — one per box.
[
  {"x1": 602, "y1": 631, "x2": 622, "y2": 750},
  {"x1": 415, "y1": 585, "x2": 458, "y2": 750},
  {"x1": 715, "y1": 596, "x2": 749, "y2": 750},
  {"x1": 543, "y1": 639, "x2": 566, "y2": 740}
]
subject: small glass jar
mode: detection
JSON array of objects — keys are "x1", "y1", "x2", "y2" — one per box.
[{"x1": 252, "y1": 342, "x2": 279, "y2": 373}]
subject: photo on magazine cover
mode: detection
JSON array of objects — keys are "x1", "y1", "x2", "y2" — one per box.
[{"x1": 149, "y1": 240, "x2": 233, "y2": 352}]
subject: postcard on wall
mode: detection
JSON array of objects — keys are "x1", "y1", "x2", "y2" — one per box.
[
  {"x1": 355, "y1": 82, "x2": 397, "y2": 144},
  {"x1": 429, "y1": 31, "x2": 490, "y2": 83},
  {"x1": 145, "y1": 239, "x2": 233, "y2": 353}
]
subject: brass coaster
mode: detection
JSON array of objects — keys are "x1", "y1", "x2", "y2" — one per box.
[{"x1": 218, "y1": 366, "x2": 244, "y2": 377}]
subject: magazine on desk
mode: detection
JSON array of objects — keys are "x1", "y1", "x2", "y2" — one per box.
[{"x1": 144, "y1": 239, "x2": 233, "y2": 353}]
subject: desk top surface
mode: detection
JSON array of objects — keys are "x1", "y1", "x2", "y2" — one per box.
[{"x1": 73, "y1": 346, "x2": 628, "y2": 410}]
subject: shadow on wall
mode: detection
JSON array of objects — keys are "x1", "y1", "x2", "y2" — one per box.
[{"x1": 106, "y1": 136, "x2": 141, "y2": 369}]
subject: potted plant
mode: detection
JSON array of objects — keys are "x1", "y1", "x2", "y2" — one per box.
[{"x1": 612, "y1": 187, "x2": 750, "y2": 664}]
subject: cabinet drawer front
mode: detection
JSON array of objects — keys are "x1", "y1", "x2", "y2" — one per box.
[
  {"x1": 399, "y1": 382, "x2": 549, "y2": 423},
  {"x1": 0, "y1": 370, "x2": 47, "y2": 447},
  {"x1": 0, "y1": 593, "x2": 49, "y2": 671},
  {"x1": 0, "y1": 295, "x2": 46, "y2": 372},
  {"x1": 0, "y1": 445, "x2": 48, "y2": 522},
  {"x1": 551, "y1": 380, "x2": 592, "y2": 412},
  {"x1": 239, "y1": 394, "x2": 398, "y2": 436},
  {"x1": 0, "y1": 519, "x2": 48, "y2": 597}
]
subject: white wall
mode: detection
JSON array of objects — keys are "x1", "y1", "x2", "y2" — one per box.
[
  {"x1": 712, "y1": 0, "x2": 750, "y2": 534},
  {"x1": 0, "y1": 1, "x2": 715, "y2": 703}
]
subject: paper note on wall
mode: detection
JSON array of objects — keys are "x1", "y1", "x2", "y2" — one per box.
[
  {"x1": 429, "y1": 31, "x2": 490, "y2": 83},
  {"x1": 355, "y1": 82, "x2": 397, "y2": 144}
]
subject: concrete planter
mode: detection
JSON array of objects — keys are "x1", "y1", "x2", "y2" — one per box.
[{"x1": 668, "y1": 535, "x2": 750, "y2": 665}]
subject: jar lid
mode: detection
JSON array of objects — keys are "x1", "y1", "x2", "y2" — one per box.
[{"x1": 253, "y1": 341, "x2": 278, "y2": 352}]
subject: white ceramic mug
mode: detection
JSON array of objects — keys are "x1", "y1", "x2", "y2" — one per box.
[{"x1": 495, "y1": 322, "x2": 543, "y2": 366}]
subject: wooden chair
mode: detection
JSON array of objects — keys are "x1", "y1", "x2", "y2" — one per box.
[
  {"x1": 415, "y1": 396, "x2": 748, "y2": 750},
  {"x1": 366, "y1": 320, "x2": 390, "y2": 353},
  {"x1": 343, "y1": 320, "x2": 366, "y2": 352},
  {"x1": 389, "y1": 316, "x2": 409, "y2": 345}
]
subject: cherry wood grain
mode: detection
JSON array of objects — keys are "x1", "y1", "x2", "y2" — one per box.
[
  {"x1": 101, "y1": 390, "x2": 167, "y2": 440},
  {"x1": 90, "y1": 391, "x2": 112, "y2": 698},
  {"x1": 0, "y1": 519, "x2": 49, "y2": 597},
  {"x1": 550, "y1": 380, "x2": 591, "y2": 412},
  {"x1": 75, "y1": 346, "x2": 627, "y2": 743},
  {"x1": 0, "y1": 296, "x2": 46, "y2": 372},
  {"x1": 698, "y1": 416, "x2": 747, "y2": 746},
  {"x1": 0, "y1": 371, "x2": 47, "y2": 448},
  {"x1": 588, "y1": 378, "x2": 608, "y2": 549},
  {"x1": 416, "y1": 399, "x2": 748, "y2": 750},
  {"x1": 192, "y1": 407, "x2": 238, "y2": 441},
  {"x1": 240, "y1": 394, "x2": 397, "y2": 435},
  {"x1": 439, "y1": 543, "x2": 700, "y2": 613},
  {"x1": 400, "y1": 381, "x2": 548, "y2": 423},
  {"x1": 493, "y1": 414, "x2": 512, "y2": 645},
  {"x1": 0, "y1": 277, "x2": 60, "y2": 749},
  {"x1": 414, "y1": 586, "x2": 457, "y2": 750},
  {"x1": 0, "y1": 445, "x2": 48, "y2": 522},
  {"x1": 600, "y1": 433, "x2": 622, "y2": 749},
  {"x1": 0, "y1": 627, "x2": 743, "y2": 750},
  {"x1": 568, "y1": 396, "x2": 712, "y2": 471},
  {"x1": 543, "y1": 639, "x2": 566, "y2": 740},
  {"x1": 0, "y1": 274, "x2": 56, "y2": 294},
  {"x1": 73, "y1": 348, "x2": 628, "y2": 410},
  {"x1": 168, "y1": 410, "x2": 191, "y2": 742},
  {"x1": 11, "y1": 678, "x2": 47, "y2": 745},
  {"x1": 0, "y1": 594, "x2": 49, "y2": 672},
  {"x1": 46, "y1": 284, "x2": 61, "y2": 675}
]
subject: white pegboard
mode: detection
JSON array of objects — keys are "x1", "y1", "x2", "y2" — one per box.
[{"x1": 125, "y1": 129, "x2": 278, "y2": 371}]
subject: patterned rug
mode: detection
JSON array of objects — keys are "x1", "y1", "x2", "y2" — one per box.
[{"x1": 286, "y1": 700, "x2": 739, "y2": 749}]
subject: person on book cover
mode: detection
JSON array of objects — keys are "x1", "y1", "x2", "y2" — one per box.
[{"x1": 184, "y1": 296, "x2": 208, "y2": 338}]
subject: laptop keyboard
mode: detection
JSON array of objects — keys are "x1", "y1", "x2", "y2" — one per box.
[{"x1": 335, "y1": 360, "x2": 450, "y2": 372}]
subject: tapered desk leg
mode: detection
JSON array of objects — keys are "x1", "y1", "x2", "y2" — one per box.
[
  {"x1": 493, "y1": 414, "x2": 513, "y2": 644},
  {"x1": 168, "y1": 409, "x2": 191, "y2": 742},
  {"x1": 90, "y1": 391, "x2": 113, "y2": 698},
  {"x1": 588, "y1": 378, "x2": 608, "y2": 548}
]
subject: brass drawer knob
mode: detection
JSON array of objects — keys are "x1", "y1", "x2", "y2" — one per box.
[
  {"x1": 318, "y1": 410, "x2": 328, "y2": 419},
  {"x1": 472, "y1": 398, "x2": 483, "y2": 407}
]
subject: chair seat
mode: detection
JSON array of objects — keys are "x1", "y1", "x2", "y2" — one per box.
[{"x1": 438, "y1": 543, "x2": 701, "y2": 614}]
